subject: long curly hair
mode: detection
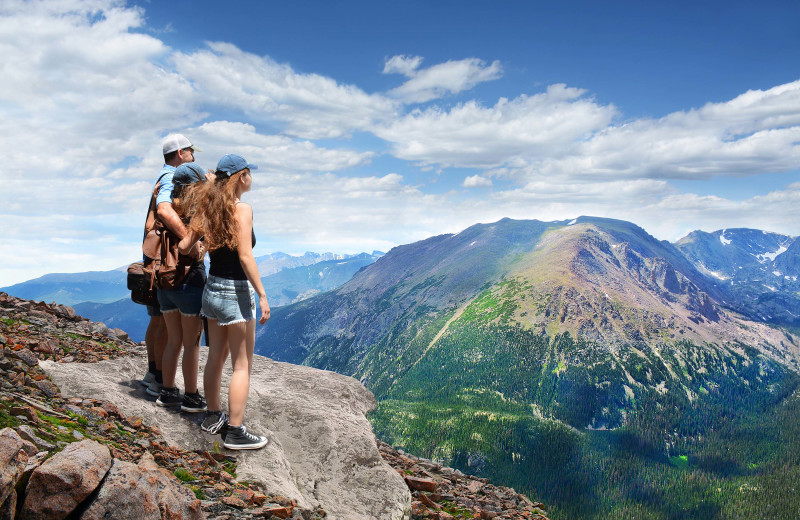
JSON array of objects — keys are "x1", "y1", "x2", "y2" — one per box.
[{"x1": 181, "y1": 170, "x2": 246, "y2": 251}]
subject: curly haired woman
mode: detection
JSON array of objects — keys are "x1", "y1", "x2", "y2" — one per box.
[{"x1": 179, "y1": 154, "x2": 270, "y2": 450}]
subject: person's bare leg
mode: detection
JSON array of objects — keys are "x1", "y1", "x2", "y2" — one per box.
[
  {"x1": 226, "y1": 322, "x2": 251, "y2": 427},
  {"x1": 160, "y1": 311, "x2": 183, "y2": 389},
  {"x1": 145, "y1": 317, "x2": 158, "y2": 365},
  {"x1": 204, "y1": 320, "x2": 229, "y2": 412},
  {"x1": 153, "y1": 317, "x2": 167, "y2": 372},
  {"x1": 146, "y1": 315, "x2": 167, "y2": 371},
  {"x1": 180, "y1": 315, "x2": 203, "y2": 394}
]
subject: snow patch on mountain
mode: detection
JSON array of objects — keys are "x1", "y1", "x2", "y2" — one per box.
[
  {"x1": 719, "y1": 231, "x2": 732, "y2": 246},
  {"x1": 696, "y1": 263, "x2": 730, "y2": 281},
  {"x1": 758, "y1": 245, "x2": 788, "y2": 263}
]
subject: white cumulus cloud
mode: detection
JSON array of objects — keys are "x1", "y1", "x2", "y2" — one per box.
[
  {"x1": 376, "y1": 84, "x2": 618, "y2": 168},
  {"x1": 383, "y1": 55, "x2": 424, "y2": 77},
  {"x1": 463, "y1": 175, "x2": 493, "y2": 188},
  {"x1": 175, "y1": 42, "x2": 399, "y2": 139},
  {"x1": 387, "y1": 58, "x2": 503, "y2": 104}
]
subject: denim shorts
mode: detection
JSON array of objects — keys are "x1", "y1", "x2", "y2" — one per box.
[
  {"x1": 156, "y1": 284, "x2": 204, "y2": 316},
  {"x1": 202, "y1": 275, "x2": 255, "y2": 326},
  {"x1": 146, "y1": 304, "x2": 162, "y2": 317}
]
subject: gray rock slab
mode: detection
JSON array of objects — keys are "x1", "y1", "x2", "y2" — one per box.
[{"x1": 41, "y1": 352, "x2": 410, "y2": 520}]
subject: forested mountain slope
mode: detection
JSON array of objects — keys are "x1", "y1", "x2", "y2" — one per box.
[{"x1": 256, "y1": 217, "x2": 800, "y2": 519}]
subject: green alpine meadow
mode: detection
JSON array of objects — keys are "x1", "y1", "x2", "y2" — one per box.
[{"x1": 256, "y1": 217, "x2": 800, "y2": 519}]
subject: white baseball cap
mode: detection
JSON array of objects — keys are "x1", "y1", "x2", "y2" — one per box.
[{"x1": 162, "y1": 134, "x2": 201, "y2": 155}]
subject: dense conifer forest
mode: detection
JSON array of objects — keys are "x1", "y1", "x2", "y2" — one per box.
[{"x1": 369, "y1": 322, "x2": 800, "y2": 519}]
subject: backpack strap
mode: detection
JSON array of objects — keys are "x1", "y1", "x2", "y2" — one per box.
[{"x1": 142, "y1": 172, "x2": 171, "y2": 241}]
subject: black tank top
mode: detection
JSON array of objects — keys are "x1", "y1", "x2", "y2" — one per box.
[{"x1": 209, "y1": 230, "x2": 256, "y2": 280}]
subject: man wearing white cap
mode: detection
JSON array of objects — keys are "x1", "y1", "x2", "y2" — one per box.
[{"x1": 141, "y1": 134, "x2": 204, "y2": 400}]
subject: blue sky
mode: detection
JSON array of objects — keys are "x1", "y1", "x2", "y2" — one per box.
[{"x1": 0, "y1": 0, "x2": 799, "y2": 286}]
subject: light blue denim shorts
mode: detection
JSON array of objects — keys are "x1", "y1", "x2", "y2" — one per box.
[
  {"x1": 201, "y1": 275, "x2": 255, "y2": 326},
  {"x1": 156, "y1": 284, "x2": 203, "y2": 316}
]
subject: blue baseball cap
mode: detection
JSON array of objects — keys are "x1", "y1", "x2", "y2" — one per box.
[
  {"x1": 173, "y1": 162, "x2": 206, "y2": 186},
  {"x1": 216, "y1": 154, "x2": 258, "y2": 177}
]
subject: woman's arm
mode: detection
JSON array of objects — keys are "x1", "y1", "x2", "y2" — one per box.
[
  {"x1": 178, "y1": 229, "x2": 203, "y2": 256},
  {"x1": 235, "y1": 203, "x2": 270, "y2": 325}
]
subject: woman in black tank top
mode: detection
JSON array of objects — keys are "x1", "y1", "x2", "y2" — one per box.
[{"x1": 179, "y1": 154, "x2": 271, "y2": 450}]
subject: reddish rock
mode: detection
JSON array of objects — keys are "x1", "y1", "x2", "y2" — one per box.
[
  {"x1": 124, "y1": 415, "x2": 143, "y2": 429},
  {"x1": 80, "y1": 458, "x2": 204, "y2": 520},
  {"x1": 35, "y1": 339, "x2": 56, "y2": 355},
  {"x1": 21, "y1": 439, "x2": 111, "y2": 520},
  {"x1": 261, "y1": 504, "x2": 291, "y2": 518},
  {"x1": 100, "y1": 402, "x2": 119, "y2": 416},
  {"x1": 467, "y1": 479, "x2": 484, "y2": 493},
  {"x1": 220, "y1": 496, "x2": 246, "y2": 509},
  {"x1": 89, "y1": 406, "x2": 108, "y2": 418},
  {"x1": 232, "y1": 488, "x2": 255, "y2": 504},
  {"x1": 10, "y1": 406, "x2": 38, "y2": 423},
  {"x1": 405, "y1": 476, "x2": 438, "y2": 493},
  {"x1": 0, "y1": 428, "x2": 30, "y2": 506},
  {"x1": 419, "y1": 492, "x2": 441, "y2": 510}
]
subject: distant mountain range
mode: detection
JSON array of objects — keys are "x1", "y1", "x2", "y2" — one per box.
[
  {"x1": 2, "y1": 251, "x2": 382, "y2": 342},
  {"x1": 253, "y1": 217, "x2": 800, "y2": 519},
  {"x1": 256, "y1": 218, "x2": 798, "y2": 372},
  {"x1": 0, "y1": 269, "x2": 130, "y2": 306},
  {"x1": 675, "y1": 228, "x2": 800, "y2": 324}
]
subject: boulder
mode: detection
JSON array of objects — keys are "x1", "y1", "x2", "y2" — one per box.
[
  {"x1": 80, "y1": 458, "x2": 204, "y2": 520},
  {"x1": 41, "y1": 354, "x2": 411, "y2": 520},
  {"x1": 0, "y1": 488, "x2": 17, "y2": 520},
  {"x1": 20, "y1": 439, "x2": 111, "y2": 520},
  {"x1": 0, "y1": 428, "x2": 31, "y2": 506}
]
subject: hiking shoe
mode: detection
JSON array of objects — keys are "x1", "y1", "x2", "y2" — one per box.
[
  {"x1": 145, "y1": 379, "x2": 163, "y2": 397},
  {"x1": 201, "y1": 411, "x2": 228, "y2": 434},
  {"x1": 222, "y1": 425, "x2": 269, "y2": 450},
  {"x1": 156, "y1": 387, "x2": 182, "y2": 407},
  {"x1": 181, "y1": 392, "x2": 208, "y2": 413},
  {"x1": 140, "y1": 371, "x2": 155, "y2": 386}
]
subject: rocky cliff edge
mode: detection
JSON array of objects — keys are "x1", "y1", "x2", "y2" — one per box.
[{"x1": 42, "y1": 353, "x2": 410, "y2": 520}]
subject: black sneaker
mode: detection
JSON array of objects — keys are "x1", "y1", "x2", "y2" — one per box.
[
  {"x1": 201, "y1": 411, "x2": 228, "y2": 434},
  {"x1": 156, "y1": 387, "x2": 182, "y2": 407},
  {"x1": 181, "y1": 392, "x2": 207, "y2": 413},
  {"x1": 222, "y1": 425, "x2": 269, "y2": 450}
]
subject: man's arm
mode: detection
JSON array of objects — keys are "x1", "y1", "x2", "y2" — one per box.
[
  {"x1": 158, "y1": 201, "x2": 205, "y2": 260},
  {"x1": 156, "y1": 201, "x2": 187, "y2": 238}
]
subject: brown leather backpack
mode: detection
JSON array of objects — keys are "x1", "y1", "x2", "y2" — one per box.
[{"x1": 140, "y1": 174, "x2": 192, "y2": 291}]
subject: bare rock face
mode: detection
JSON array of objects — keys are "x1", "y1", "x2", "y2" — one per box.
[
  {"x1": 41, "y1": 353, "x2": 411, "y2": 520},
  {"x1": 80, "y1": 458, "x2": 204, "y2": 520},
  {"x1": 20, "y1": 439, "x2": 111, "y2": 520}
]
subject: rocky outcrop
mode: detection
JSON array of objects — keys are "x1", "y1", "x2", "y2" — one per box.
[
  {"x1": 81, "y1": 456, "x2": 204, "y2": 520},
  {"x1": 379, "y1": 441, "x2": 549, "y2": 520},
  {"x1": 21, "y1": 439, "x2": 112, "y2": 520},
  {"x1": 42, "y1": 353, "x2": 411, "y2": 520},
  {"x1": 0, "y1": 430, "x2": 202, "y2": 520}
]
